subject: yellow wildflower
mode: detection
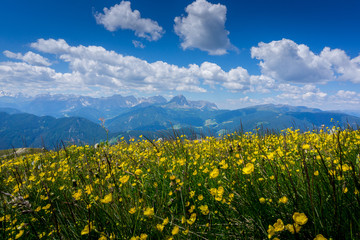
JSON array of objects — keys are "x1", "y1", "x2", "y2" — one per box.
[
  {"x1": 314, "y1": 234, "x2": 327, "y2": 240},
  {"x1": 162, "y1": 217, "x2": 169, "y2": 225},
  {"x1": 42, "y1": 204, "x2": 51, "y2": 210},
  {"x1": 278, "y1": 196, "x2": 288, "y2": 204},
  {"x1": 15, "y1": 230, "x2": 24, "y2": 239},
  {"x1": 187, "y1": 213, "x2": 196, "y2": 225},
  {"x1": 119, "y1": 175, "x2": 130, "y2": 184},
  {"x1": 199, "y1": 205, "x2": 209, "y2": 215},
  {"x1": 72, "y1": 189, "x2": 82, "y2": 201},
  {"x1": 293, "y1": 212, "x2": 308, "y2": 225},
  {"x1": 98, "y1": 235, "x2": 107, "y2": 240},
  {"x1": 273, "y1": 219, "x2": 284, "y2": 232},
  {"x1": 267, "y1": 225, "x2": 275, "y2": 239},
  {"x1": 135, "y1": 169, "x2": 143, "y2": 176},
  {"x1": 81, "y1": 222, "x2": 94, "y2": 235},
  {"x1": 140, "y1": 233, "x2": 148, "y2": 240},
  {"x1": 129, "y1": 207, "x2": 136, "y2": 214},
  {"x1": 302, "y1": 144, "x2": 310, "y2": 150},
  {"x1": 172, "y1": 225, "x2": 179, "y2": 235},
  {"x1": 209, "y1": 168, "x2": 219, "y2": 178},
  {"x1": 100, "y1": 193, "x2": 113, "y2": 204},
  {"x1": 242, "y1": 163, "x2": 254, "y2": 174},
  {"x1": 144, "y1": 207, "x2": 154, "y2": 217},
  {"x1": 286, "y1": 223, "x2": 301, "y2": 234},
  {"x1": 156, "y1": 224, "x2": 164, "y2": 232}
]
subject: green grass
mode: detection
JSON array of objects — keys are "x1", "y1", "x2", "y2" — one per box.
[{"x1": 0, "y1": 127, "x2": 360, "y2": 240}]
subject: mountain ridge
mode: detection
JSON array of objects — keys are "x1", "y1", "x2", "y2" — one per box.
[{"x1": 1, "y1": 94, "x2": 360, "y2": 150}]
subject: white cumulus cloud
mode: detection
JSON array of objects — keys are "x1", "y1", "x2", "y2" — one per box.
[
  {"x1": 94, "y1": 1, "x2": 164, "y2": 41},
  {"x1": 3, "y1": 50, "x2": 51, "y2": 66},
  {"x1": 251, "y1": 39, "x2": 334, "y2": 83},
  {"x1": 251, "y1": 39, "x2": 360, "y2": 84},
  {"x1": 174, "y1": 0, "x2": 235, "y2": 55}
]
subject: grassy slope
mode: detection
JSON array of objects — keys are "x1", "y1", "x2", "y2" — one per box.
[{"x1": 1, "y1": 128, "x2": 359, "y2": 239}]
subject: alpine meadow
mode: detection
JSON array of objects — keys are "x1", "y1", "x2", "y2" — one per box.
[
  {"x1": 1, "y1": 0, "x2": 360, "y2": 239},
  {"x1": 1, "y1": 126, "x2": 360, "y2": 239}
]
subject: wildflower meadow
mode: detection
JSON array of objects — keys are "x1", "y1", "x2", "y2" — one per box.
[{"x1": 1, "y1": 127, "x2": 360, "y2": 239}]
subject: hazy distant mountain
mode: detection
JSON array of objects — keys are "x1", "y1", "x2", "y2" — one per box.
[
  {"x1": 0, "y1": 112, "x2": 107, "y2": 149},
  {"x1": 164, "y1": 95, "x2": 218, "y2": 110},
  {"x1": 105, "y1": 105, "x2": 219, "y2": 132},
  {"x1": 1, "y1": 94, "x2": 359, "y2": 150},
  {"x1": 0, "y1": 107, "x2": 22, "y2": 115},
  {"x1": 105, "y1": 102, "x2": 360, "y2": 134},
  {"x1": 213, "y1": 104, "x2": 360, "y2": 132},
  {"x1": 0, "y1": 94, "x2": 218, "y2": 122}
]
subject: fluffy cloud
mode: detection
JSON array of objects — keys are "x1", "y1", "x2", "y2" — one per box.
[
  {"x1": 94, "y1": 1, "x2": 164, "y2": 41},
  {"x1": 3, "y1": 50, "x2": 51, "y2": 66},
  {"x1": 3, "y1": 37, "x2": 360, "y2": 111},
  {"x1": 27, "y1": 38, "x2": 273, "y2": 94},
  {"x1": 251, "y1": 39, "x2": 334, "y2": 83},
  {"x1": 174, "y1": 0, "x2": 235, "y2": 55},
  {"x1": 30, "y1": 38, "x2": 70, "y2": 54},
  {"x1": 30, "y1": 39, "x2": 206, "y2": 92},
  {"x1": 320, "y1": 48, "x2": 360, "y2": 83},
  {"x1": 276, "y1": 84, "x2": 327, "y2": 102},
  {"x1": 251, "y1": 39, "x2": 360, "y2": 84}
]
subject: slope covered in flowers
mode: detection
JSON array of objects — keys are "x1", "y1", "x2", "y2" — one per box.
[{"x1": 1, "y1": 128, "x2": 360, "y2": 239}]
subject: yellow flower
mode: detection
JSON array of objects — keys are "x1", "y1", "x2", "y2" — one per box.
[
  {"x1": 314, "y1": 171, "x2": 319, "y2": 176},
  {"x1": 172, "y1": 226, "x2": 179, "y2": 235},
  {"x1": 140, "y1": 233, "x2": 148, "y2": 240},
  {"x1": 129, "y1": 207, "x2": 136, "y2": 214},
  {"x1": 119, "y1": 175, "x2": 130, "y2": 184},
  {"x1": 209, "y1": 168, "x2": 219, "y2": 178},
  {"x1": 42, "y1": 204, "x2": 51, "y2": 210},
  {"x1": 98, "y1": 235, "x2": 107, "y2": 240},
  {"x1": 242, "y1": 163, "x2": 254, "y2": 174},
  {"x1": 144, "y1": 207, "x2": 154, "y2": 217},
  {"x1": 259, "y1": 197, "x2": 266, "y2": 204},
  {"x1": 267, "y1": 225, "x2": 275, "y2": 239},
  {"x1": 278, "y1": 196, "x2": 288, "y2": 204},
  {"x1": 85, "y1": 185, "x2": 93, "y2": 195},
  {"x1": 314, "y1": 234, "x2": 327, "y2": 240},
  {"x1": 273, "y1": 219, "x2": 284, "y2": 232},
  {"x1": 198, "y1": 194, "x2": 204, "y2": 201},
  {"x1": 293, "y1": 212, "x2": 308, "y2": 225},
  {"x1": 162, "y1": 217, "x2": 169, "y2": 225},
  {"x1": 187, "y1": 213, "x2": 196, "y2": 225},
  {"x1": 182, "y1": 228, "x2": 189, "y2": 235},
  {"x1": 81, "y1": 222, "x2": 94, "y2": 235},
  {"x1": 100, "y1": 193, "x2": 113, "y2": 204},
  {"x1": 302, "y1": 144, "x2": 310, "y2": 150},
  {"x1": 15, "y1": 230, "x2": 24, "y2": 239},
  {"x1": 135, "y1": 169, "x2": 143, "y2": 176},
  {"x1": 199, "y1": 205, "x2": 209, "y2": 215},
  {"x1": 72, "y1": 189, "x2": 82, "y2": 201},
  {"x1": 156, "y1": 224, "x2": 164, "y2": 232},
  {"x1": 286, "y1": 223, "x2": 301, "y2": 234}
]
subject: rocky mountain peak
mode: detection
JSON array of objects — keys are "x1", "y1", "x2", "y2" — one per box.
[{"x1": 169, "y1": 95, "x2": 189, "y2": 106}]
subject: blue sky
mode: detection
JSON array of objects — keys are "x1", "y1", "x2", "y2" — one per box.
[{"x1": 1, "y1": 0, "x2": 360, "y2": 110}]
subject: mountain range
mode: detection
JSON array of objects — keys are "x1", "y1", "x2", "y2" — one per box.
[{"x1": 0, "y1": 93, "x2": 359, "y2": 149}]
